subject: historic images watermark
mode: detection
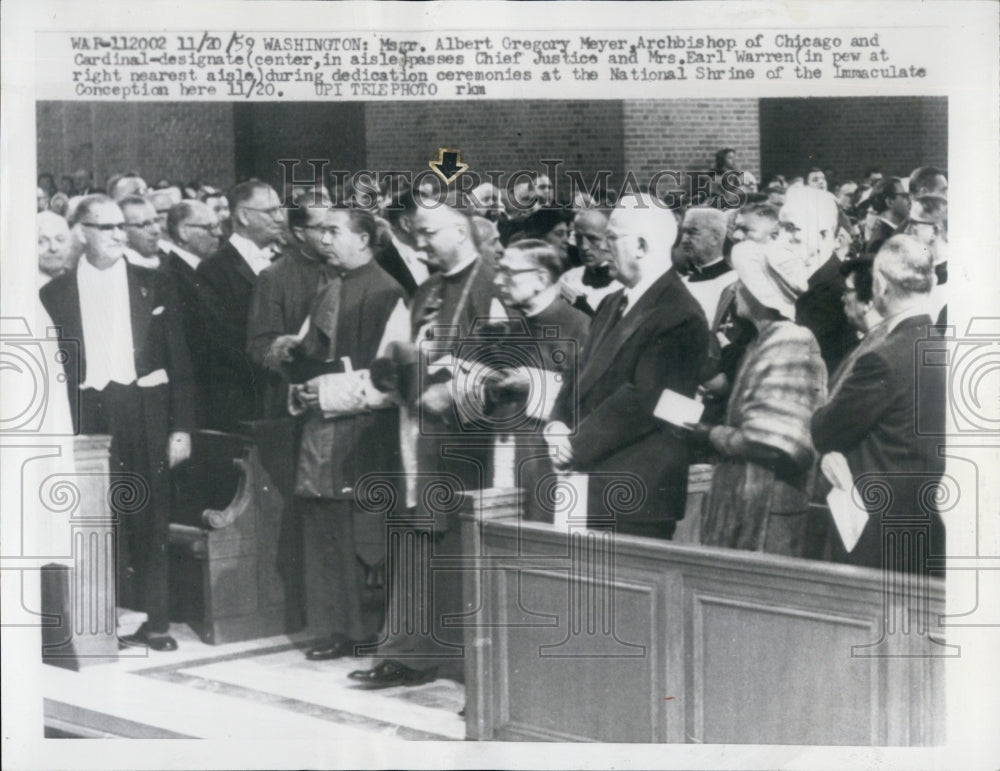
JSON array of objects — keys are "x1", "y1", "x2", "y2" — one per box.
[{"x1": 276, "y1": 157, "x2": 754, "y2": 211}]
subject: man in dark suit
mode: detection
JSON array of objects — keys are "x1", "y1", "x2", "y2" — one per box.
[
  {"x1": 196, "y1": 180, "x2": 285, "y2": 433},
  {"x1": 546, "y1": 193, "x2": 710, "y2": 540},
  {"x1": 812, "y1": 235, "x2": 946, "y2": 572},
  {"x1": 119, "y1": 196, "x2": 166, "y2": 270},
  {"x1": 40, "y1": 195, "x2": 195, "y2": 651},
  {"x1": 371, "y1": 182, "x2": 429, "y2": 300},
  {"x1": 159, "y1": 200, "x2": 222, "y2": 423}
]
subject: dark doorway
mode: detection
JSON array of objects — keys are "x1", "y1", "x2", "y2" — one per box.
[
  {"x1": 233, "y1": 103, "x2": 366, "y2": 192},
  {"x1": 759, "y1": 97, "x2": 947, "y2": 185}
]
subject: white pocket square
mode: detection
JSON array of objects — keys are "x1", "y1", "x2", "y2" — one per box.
[
  {"x1": 152, "y1": 306, "x2": 165, "y2": 316},
  {"x1": 136, "y1": 369, "x2": 169, "y2": 387}
]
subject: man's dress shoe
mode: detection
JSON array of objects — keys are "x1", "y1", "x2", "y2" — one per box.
[
  {"x1": 347, "y1": 660, "x2": 437, "y2": 689},
  {"x1": 118, "y1": 623, "x2": 178, "y2": 652},
  {"x1": 305, "y1": 638, "x2": 356, "y2": 661}
]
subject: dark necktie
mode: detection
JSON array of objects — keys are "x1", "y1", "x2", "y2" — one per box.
[
  {"x1": 591, "y1": 292, "x2": 628, "y2": 353},
  {"x1": 612, "y1": 292, "x2": 628, "y2": 324}
]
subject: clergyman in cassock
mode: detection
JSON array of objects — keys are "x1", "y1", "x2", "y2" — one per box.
[
  {"x1": 246, "y1": 189, "x2": 334, "y2": 418},
  {"x1": 348, "y1": 192, "x2": 505, "y2": 689},
  {"x1": 282, "y1": 205, "x2": 406, "y2": 661},
  {"x1": 491, "y1": 238, "x2": 590, "y2": 521}
]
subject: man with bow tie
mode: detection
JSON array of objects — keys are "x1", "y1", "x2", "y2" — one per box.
[
  {"x1": 558, "y1": 208, "x2": 623, "y2": 317},
  {"x1": 40, "y1": 194, "x2": 195, "y2": 651},
  {"x1": 197, "y1": 181, "x2": 285, "y2": 432},
  {"x1": 546, "y1": 193, "x2": 709, "y2": 540}
]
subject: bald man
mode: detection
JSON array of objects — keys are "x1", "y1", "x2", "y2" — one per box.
[
  {"x1": 470, "y1": 214, "x2": 503, "y2": 267},
  {"x1": 558, "y1": 208, "x2": 623, "y2": 316},
  {"x1": 547, "y1": 193, "x2": 710, "y2": 539},
  {"x1": 676, "y1": 207, "x2": 736, "y2": 323},
  {"x1": 37, "y1": 211, "x2": 73, "y2": 286}
]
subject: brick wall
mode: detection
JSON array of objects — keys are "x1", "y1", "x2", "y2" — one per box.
[
  {"x1": 36, "y1": 102, "x2": 237, "y2": 190},
  {"x1": 759, "y1": 97, "x2": 948, "y2": 185},
  {"x1": 35, "y1": 97, "x2": 946, "y2": 201},
  {"x1": 364, "y1": 100, "x2": 625, "y2": 201},
  {"x1": 622, "y1": 99, "x2": 762, "y2": 185}
]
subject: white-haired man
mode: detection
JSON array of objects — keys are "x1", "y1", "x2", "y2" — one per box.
[
  {"x1": 546, "y1": 193, "x2": 709, "y2": 540},
  {"x1": 37, "y1": 210, "x2": 73, "y2": 286},
  {"x1": 812, "y1": 235, "x2": 946, "y2": 571}
]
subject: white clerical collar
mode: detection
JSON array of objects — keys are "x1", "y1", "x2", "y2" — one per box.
[
  {"x1": 622, "y1": 262, "x2": 670, "y2": 315},
  {"x1": 170, "y1": 243, "x2": 202, "y2": 271},
  {"x1": 524, "y1": 284, "x2": 561, "y2": 318},
  {"x1": 443, "y1": 251, "x2": 479, "y2": 277}
]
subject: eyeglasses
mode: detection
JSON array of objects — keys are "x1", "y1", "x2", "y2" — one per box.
[
  {"x1": 496, "y1": 266, "x2": 539, "y2": 278},
  {"x1": 186, "y1": 222, "x2": 223, "y2": 233},
  {"x1": 124, "y1": 219, "x2": 159, "y2": 230},
  {"x1": 80, "y1": 222, "x2": 126, "y2": 232},
  {"x1": 241, "y1": 205, "x2": 284, "y2": 218}
]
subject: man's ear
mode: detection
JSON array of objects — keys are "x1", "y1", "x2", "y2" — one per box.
[
  {"x1": 290, "y1": 226, "x2": 306, "y2": 244},
  {"x1": 635, "y1": 234, "x2": 649, "y2": 257}
]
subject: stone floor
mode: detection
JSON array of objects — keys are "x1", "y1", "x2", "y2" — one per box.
[{"x1": 43, "y1": 611, "x2": 466, "y2": 740}]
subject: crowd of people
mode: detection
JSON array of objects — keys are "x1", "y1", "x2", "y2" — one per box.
[{"x1": 36, "y1": 150, "x2": 948, "y2": 690}]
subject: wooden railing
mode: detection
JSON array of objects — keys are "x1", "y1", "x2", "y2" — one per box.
[{"x1": 459, "y1": 485, "x2": 947, "y2": 745}]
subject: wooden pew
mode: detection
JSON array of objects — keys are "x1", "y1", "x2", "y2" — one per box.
[
  {"x1": 459, "y1": 482, "x2": 946, "y2": 745},
  {"x1": 167, "y1": 422, "x2": 304, "y2": 644}
]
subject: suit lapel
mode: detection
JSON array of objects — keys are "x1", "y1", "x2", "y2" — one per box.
[
  {"x1": 62, "y1": 272, "x2": 84, "y2": 347},
  {"x1": 228, "y1": 243, "x2": 258, "y2": 286},
  {"x1": 59, "y1": 272, "x2": 86, "y2": 380},
  {"x1": 577, "y1": 271, "x2": 680, "y2": 398},
  {"x1": 127, "y1": 263, "x2": 153, "y2": 357}
]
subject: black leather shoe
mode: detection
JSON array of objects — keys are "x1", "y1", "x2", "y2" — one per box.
[
  {"x1": 347, "y1": 660, "x2": 437, "y2": 689},
  {"x1": 118, "y1": 624, "x2": 178, "y2": 652},
  {"x1": 305, "y1": 638, "x2": 356, "y2": 661}
]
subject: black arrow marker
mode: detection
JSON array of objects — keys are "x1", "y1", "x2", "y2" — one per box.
[{"x1": 429, "y1": 148, "x2": 469, "y2": 184}]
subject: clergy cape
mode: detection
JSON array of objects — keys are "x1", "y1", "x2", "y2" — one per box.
[
  {"x1": 409, "y1": 257, "x2": 500, "y2": 514},
  {"x1": 293, "y1": 260, "x2": 405, "y2": 501}
]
